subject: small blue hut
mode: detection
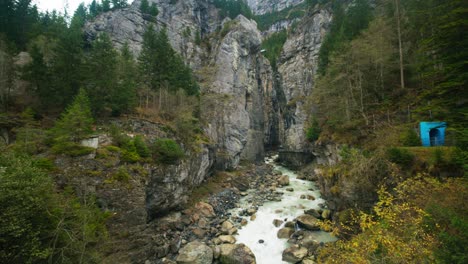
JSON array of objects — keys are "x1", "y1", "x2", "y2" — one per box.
[{"x1": 419, "y1": 122, "x2": 447, "y2": 147}]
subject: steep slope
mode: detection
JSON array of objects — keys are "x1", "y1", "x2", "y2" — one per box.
[{"x1": 275, "y1": 7, "x2": 332, "y2": 161}]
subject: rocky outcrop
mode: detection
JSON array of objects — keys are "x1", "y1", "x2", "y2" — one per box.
[
  {"x1": 277, "y1": 8, "x2": 332, "y2": 152},
  {"x1": 84, "y1": 0, "x2": 220, "y2": 69},
  {"x1": 202, "y1": 15, "x2": 274, "y2": 169},
  {"x1": 247, "y1": 0, "x2": 305, "y2": 15},
  {"x1": 146, "y1": 144, "x2": 214, "y2": 219}
]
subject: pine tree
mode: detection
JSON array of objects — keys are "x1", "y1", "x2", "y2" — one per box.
[
  {"x1": 113, "y1": 43, "x2": 137, "y2": 115},
  {"x1": 140, "y1": 0, "x2": 150, "y2": 14},
  {"x1": 51, "y1": 88, "x2": 94, "y2": 143},
  {"x1": 84, "y1": 33, "x2": 118, "y2": 115}
]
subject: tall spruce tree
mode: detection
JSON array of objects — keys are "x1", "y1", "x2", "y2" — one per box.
[
  {"x1": 84, "y1": 33, "x2": 119, "y2": 115},
  {"x1": 51, "y1": 88, "x2": 94, "y2": 143}
]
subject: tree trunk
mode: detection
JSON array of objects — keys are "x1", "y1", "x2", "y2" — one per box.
[{"x1": 395, "y1": 0, "x2": 405, "y2": 89}]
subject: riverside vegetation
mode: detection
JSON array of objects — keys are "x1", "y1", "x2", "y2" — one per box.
[{"x1": 0, "y1": 0, "x2": 467, "y2": 263}]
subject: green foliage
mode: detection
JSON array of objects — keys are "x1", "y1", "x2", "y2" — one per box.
[
  {"x1": 306, "y1": 118, "x2": 321, "y2": 142},
  {"x1": 386, "y1": 147, "x2": 414, "y2": 168},
  {"x1": 139, "y1": 26, "x2": 199, "y2": 96},
  {"x1": 0, "y1": 151, "x2": 108, "y2": 263},
  {"x1": 261, "y1": 30, "x2": 288, "y2": 69},
  {"x1": 134, "y1": 135, "x2": 151, "y2": 158},
  {"x1": 112, "y1": 167, "x2": 130, "y2": 182},
  {"x1": 212, "y1": 0, "x2": 253, "y2": 19},
  {"x1": 50, "y1": 88, "x2": 94, "y2": 144},
  {"x1": 151, "y1": 138, "x2": 184, "y2": 165},
  {"x1": 318, "y1": 0, "x2": 373, "y2": 74},
  {"x1": 401, "y1": 128, "x2": 420, "y2": 146},
  {"x1": 52, "y1": 142, "x2": 95, "y2": 157},
  {"x1": 140, "y1": 0, "x2": 158, "y2": 17}
]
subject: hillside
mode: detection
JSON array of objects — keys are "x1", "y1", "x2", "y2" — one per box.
[{"x1": 0, "y1": 0, "x2": 466, "y2": 263}]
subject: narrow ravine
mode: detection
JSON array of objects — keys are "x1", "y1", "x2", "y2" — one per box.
[{"x1": 230, "y1": 155, "x2": 337, "y2": 264}]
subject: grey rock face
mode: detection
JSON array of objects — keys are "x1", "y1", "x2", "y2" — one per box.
[
  {"x1": 247, "y1": 0, "x2": 305, "y2": 15},
  {"x1": 277, "y1": 9, "x2": 332, "y2": 151},
  {"x1": 146, "y1": 144, "x2": 214, "y2": 219},
  {"x1": 84, "y1": 0, "x2": 220, "y2": 69},
  {"x1": 202, "y1": 15, "x2": 273, "y2": 169}
]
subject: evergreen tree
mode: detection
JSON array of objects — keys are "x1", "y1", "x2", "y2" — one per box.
[
  {"x1": 51, "y1": 88, "x2": 94, "y2": 143},
  {"x1": 113, "y1": 43, "x2": 137, "y2": 115},
  {"x1": 102, "y1": 0, "x2": 111, "y2": 12},
  {"x1": 84, "y1": 33, "x2": 119, "y2": 115},
  {"x1": 140, "y1": 0, "x2": 150, "y2": 14}
]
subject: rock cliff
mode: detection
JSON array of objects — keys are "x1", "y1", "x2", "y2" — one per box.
[
  {"x1": 247, "y1": 0, "x2": 305, "y2": 15},
  {"x1": 277, "y1": 8, "x2": 332, "y2": 152}
]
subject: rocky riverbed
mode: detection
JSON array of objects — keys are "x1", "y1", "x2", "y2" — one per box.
[{"x1": 149, "y1": 155, "x2": 336, "y2": 264}]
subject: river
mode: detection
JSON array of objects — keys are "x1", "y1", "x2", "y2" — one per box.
[{"x1": 230, "y1": 155, "x2": 337, "y2": 264}]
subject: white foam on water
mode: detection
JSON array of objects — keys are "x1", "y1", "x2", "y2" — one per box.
[{"x1": 232, "y1": 157, "x2": 336, "y2": 264}]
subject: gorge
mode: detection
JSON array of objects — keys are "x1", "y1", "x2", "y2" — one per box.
[{"x1": 0, "y1": 0, "x2": 466, "y2": 263}]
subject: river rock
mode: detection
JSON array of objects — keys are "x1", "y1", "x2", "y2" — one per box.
[
  {"x1": 247, "y1": 208, "x2": 257, "y2": 215},
  {"x1": 273, "y1": 219, "x2": 284, "y2": 227},
  {"x1": 250, "y1": 214, "x2": 257, "y2": 221},
  {"x1": 241, "y1": 218, "x2": 248, "y2": 226},
  {"x1": 282, "y1": 245, "x2": 308, "y2": 263},
  {"x1": 286, "y1": 188, "x2": 294, "y2": 192},
  {"x1": 195, "y1": 202, "x2": 216, "y2": 218},
  {"x1": 176, "y1": 241, "x2": 213, "y2": 264},
  {"x1": 192, "y1": 228, "x2": 206, "y2": 239},
  {"x1": 285, "y1": 221, "x2": 295, "y2": 228},
  {"x1": 306, "y1": 195, "x2": 315, "y2": 200},
  {"x1": 304, "y1": 209, "x2": 321, "y2": 219},
  {"x1": 278, "y1": 175, "x2": 290, "y2": 186},
  {"x1": 302, "y1": 257, "x2": 317, "y2": 264},
  {"x1": 296, "y1": 215, "x2": 320, "y2": 231},
  {"x1": 219, "y1": 235, "x2": 236, "y2": 244},
  {"x1": 219, "y1": 243, "x2": 256, "y2": 264},
  {"x1": 300, "y1": 195, "x2": 306, "y2": 199},
  {"x1": 277, "y1": 227, "x2": 295, "y2": 239},
  {"x1": 221, "y1": 221, "x2": 234, "y2": 233}
]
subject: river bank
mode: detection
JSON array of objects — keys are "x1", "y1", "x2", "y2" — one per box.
[{"x1": 149, "y1": 155, "x2": 337, "y2": 263}]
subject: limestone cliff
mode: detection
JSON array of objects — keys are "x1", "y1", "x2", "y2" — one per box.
[
  {"x1": 277, "y1": 8, "x2": 332, "y2": 152},
  {"x1": 247, "y1": 0, "x2": 305, "y2": 15}
]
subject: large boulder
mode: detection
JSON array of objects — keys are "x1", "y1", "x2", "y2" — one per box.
[
  {"x1": 278, "y1": 175, "x2": 290, "y2": 186},
  {"x1": 296, "y1": 214, "x2": 320, "y2": 231},
  {"x1": 282, "y1": 245, "x2": 308, "y2": 263},
  {"x1": 277, "y1": 227, "x2": 295, "y2": 239},
  {"x1": 176, "y1": 241, "x2": 213, "y2": 264},
  {"x1": 219, "y1": 243, "x2": 256, "y2": 264},
  {"x1": 195, "y1": 202, "x2": 216, "y2": 218}
]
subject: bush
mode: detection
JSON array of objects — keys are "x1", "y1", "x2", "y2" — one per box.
[
  {"x1": 134, "y1": 135, "x2": 151, "y2": 158},
  {"x1": 0, "y1": 151, "x2": 108, "y2": 263},
  {"x1": 386, "y1": 147, "x2": 414, "y2": 167},
  {"x1": 52, "y1": 142, "x2": 95, "y2": 157},
  {"x1": 306, "y1": 118, "x2": 321, "y2": 142},
  {"x1": 113, "y1": 167, "x2": 130, "y2": 182},
  {"x1": 401, "y1": 128, "x2": 420, "y2": 146},
  {"x1": 152, "y1": 138, "x2": 184, "y2": 164}
]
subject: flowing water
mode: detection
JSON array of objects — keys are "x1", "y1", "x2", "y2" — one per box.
[{"x1": 231, "y1": 156, "x2": 337, "y2": 264}]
